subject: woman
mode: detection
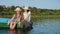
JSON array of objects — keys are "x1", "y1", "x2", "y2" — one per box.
[
  {"x1": 23, "y1": 7, "x2": 31, "y2": 22},
  {"x1": 8, "y1": 7, "x2": 22, "y2": 30},
  {"x1": 22, "y1": 7, "x2": 31, "y2": 28}
]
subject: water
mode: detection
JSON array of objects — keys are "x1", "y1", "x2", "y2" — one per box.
[{"x1": 0, "y1": 18, "x2": 60, "y2": 34}]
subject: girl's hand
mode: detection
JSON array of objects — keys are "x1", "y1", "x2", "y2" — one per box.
[
  {"x1": 8, "y1": 22, "x2": 10, "y2": 25},
  {"x1": 7, "y1": 21, "x2": 11, "y2": 25},
  {"x1": 7, "y1": 19, "x2": 12, "y2": 25}
]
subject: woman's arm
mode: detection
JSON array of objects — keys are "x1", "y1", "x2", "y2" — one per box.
[
  {"x1": 26, "y1": 11, "x2": 31, "y2": 19},
  {"x1": 25, "y1": 11, "x2": 31, "y2": 21}
]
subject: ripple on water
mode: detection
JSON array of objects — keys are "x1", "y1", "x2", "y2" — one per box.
[
  {"x1": 30, "y1": 19, "x2": 60, "y2": 34},
  {"x1": 0, "y1": 18, "x2": 60, "y2": 34}
]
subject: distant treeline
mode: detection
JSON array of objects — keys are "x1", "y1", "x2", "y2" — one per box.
[{"x1": 0, "y1": 5, "x2": 60, "y2": 18}]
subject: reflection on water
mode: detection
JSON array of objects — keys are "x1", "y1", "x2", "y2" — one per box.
[
  {"x1": 8, "y1": 29, "x2": 29, "y2": 34},
  {"x1": 0, "y1": 29, "x2": 30, "y2": 34}
]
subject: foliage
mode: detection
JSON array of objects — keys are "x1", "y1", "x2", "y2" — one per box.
[{"x1": 0, "y1": 5, "x2": 60, "y2": 18}]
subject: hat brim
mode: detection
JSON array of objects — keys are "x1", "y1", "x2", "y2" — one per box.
[
  {"x1": 23, "y1": 8, "x2": 30, "y2": 10},
  {"x1": 14, "y1": 10, "x2": 21, "y2": 11}
]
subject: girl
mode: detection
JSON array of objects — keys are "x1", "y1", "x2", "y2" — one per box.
[{"x1": 8, "y1": 7, "x2": 22, "y2": 30}]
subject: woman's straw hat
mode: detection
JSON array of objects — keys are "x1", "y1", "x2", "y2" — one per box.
[
  {"x1": 15, "y1": 7, "x2": 21, "y2": 11},
  {"x1": 23, "y1": 6, "x2": 29, "y2": 10}
]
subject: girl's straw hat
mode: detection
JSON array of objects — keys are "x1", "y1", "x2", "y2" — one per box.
[{"x1": 15, "y1": 7, "x2": 21, "y2": 11}]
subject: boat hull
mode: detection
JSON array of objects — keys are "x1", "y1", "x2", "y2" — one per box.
[{"x1": 0, "y1": 22, "x2": 33, "y2": 29}]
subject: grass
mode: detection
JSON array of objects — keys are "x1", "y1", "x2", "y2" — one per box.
[
  {"x1": 32, "y1": 15, "x2": 60, "y2": 19},
  {"x1": 0, "y1": 15, "x2": 60, "y2": 21}
]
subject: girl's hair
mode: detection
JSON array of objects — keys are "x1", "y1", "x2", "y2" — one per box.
[{"x1": 15, "y1": 11, "x2": 21, "y2": 16}]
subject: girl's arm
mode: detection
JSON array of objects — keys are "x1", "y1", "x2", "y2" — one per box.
[
  {"x1": 18, "y1": 15, "x2": 23, "y2": 24},
  {"x1": 10, "y1": 14, "x2": 15, "y2": 21},
  {"x1": 8, "y1": 14, "x2": 15, "y2": 24}
]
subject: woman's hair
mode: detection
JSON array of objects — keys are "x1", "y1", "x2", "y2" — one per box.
[{"x1": 27, "y1": 10, "x2": 30, "y2": 12}]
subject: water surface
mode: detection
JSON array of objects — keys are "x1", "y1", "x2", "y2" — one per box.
[{"x1": 0, "y1": 18, "x2": 60, "y2": 34}]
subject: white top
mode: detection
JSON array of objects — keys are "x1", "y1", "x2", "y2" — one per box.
[{"x1": 23, "y1": 11, "x2": 31, "y2": 22}]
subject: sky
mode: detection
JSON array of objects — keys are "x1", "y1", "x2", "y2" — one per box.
[{"x1": 0, "y1": 0, "x2": 60, "y2": 9}]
